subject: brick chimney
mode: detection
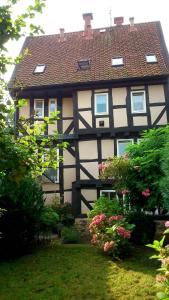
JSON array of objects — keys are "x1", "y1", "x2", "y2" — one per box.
[
  {"x1": 114, "y1": 17, "x2": 124, "y2": 26},
  {"x1": 129, "y1": 17, "x2": 137, "y2": 32},
  {"x1": 59, "y1": 28, "x2": 65, "y2": 42},
  {"x1": 83, "y1": 13, "x2": 93, "y2": 39}
]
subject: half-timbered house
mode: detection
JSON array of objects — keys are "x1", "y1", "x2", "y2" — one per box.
[{"x1": 9, "y1": 14, "x2": 169, "y2": 217}]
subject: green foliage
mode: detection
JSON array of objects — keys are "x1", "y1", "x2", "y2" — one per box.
[
  {"x1": 99, "y1": 156, "x2": 131, "y2": 191},
  {"x1": 0, "y1": 176, "x2": 45, "y2": 258},
  {"x1": 88, "y1": 196, "x2": 123, "y2": 219},
  {"x1": 39, "y1": 205, "x2": 59, "y2": 234},
  {"x1": 147, "y1": 222, "x2": 169, "y2": 299},
  {"x1": 160, "y1": 137, "x2": 169, "y2": 211},
  {"x1": 51, "y1": 200, "x2": 75, "y2": 227},
  {"x1": 126, "y1": 126, "x2": 169, "y2": 213},
  {"x1": 61, "y1": 226, "x2": 80, "y2": 244}
]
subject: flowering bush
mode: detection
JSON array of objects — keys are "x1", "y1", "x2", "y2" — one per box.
[
  {"x1": 89, "y1": 213, "x2": 135, "y2": 259},
  {"x1": 147, "y1": 221, "x2": 169, "y2": 299}
]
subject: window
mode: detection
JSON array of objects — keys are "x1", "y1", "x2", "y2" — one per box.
[
  {"x1": 49, "y1": 99, "x2": 57, "y2": 116},
  {"x1": 43, "y1": 149, "x2": 59, "y2": 183},
  {"x1": 117, "y1": 139, "x2": 133, "y2": 156},
  {"x1": 34, "y1": 99, "x2": 44, "y2": 118},
  {"x1": 44, "y1": 168, "x2": 59, "y2": 183},
  {"x1": 100, "y1": 190, "x2": 117, "y2": 200},
  {"x1": 78, "y1": 59, "x2": 91, "y2": 70},
  {"x1": 112, "y1": 57, "x2": 123, "y2": 66},
  {"x1": 131, "y1": 91, "x2": 146, "y2": 113},
  {"x1": 146, "y1": 55, "x2": 157, "y2": 63},
  {"x1": 94, "y1": 93, "x2": 108, "y2": 115},
  {"x1": 34, "y1": 64, "x2": 46, "y2": 73}
]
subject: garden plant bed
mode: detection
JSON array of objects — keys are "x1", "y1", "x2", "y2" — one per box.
[{"x1": 0, "y1": 244, "x2": 157, "y2": 300}]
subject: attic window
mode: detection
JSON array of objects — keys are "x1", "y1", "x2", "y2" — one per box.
[
  {"x1": 34, "y1": 64, "x2": 46, "y2": 74},
  {"x1": 78, "y1": 59, "x2": 91, "y2": 70},
  {"x1": 112, "y1": 57, "x2": 124, "y2": 66},
  {"x1": 146, "y1": 55, "x2": 157, "y2": 63}
]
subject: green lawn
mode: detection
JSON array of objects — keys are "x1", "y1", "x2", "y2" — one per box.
[{"x1": 0, "y1": 244, "x2": 157, "y2": 300}]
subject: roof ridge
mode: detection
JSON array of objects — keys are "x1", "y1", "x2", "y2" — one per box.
[{"x1": 27, "y1": 20, "x2": 161, "y2": 39}]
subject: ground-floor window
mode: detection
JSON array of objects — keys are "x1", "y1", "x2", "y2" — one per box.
[{"x1": 100, "y1": 189, "x2": 117, "y2": 200}]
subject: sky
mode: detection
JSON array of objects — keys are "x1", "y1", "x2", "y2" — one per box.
[{"x1": 4, "y1": 0, "x2": 169, "y2": 80}]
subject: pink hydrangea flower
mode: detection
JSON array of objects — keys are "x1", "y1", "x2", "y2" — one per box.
[
  {"x1": 116, "y1": 226, "x2": 131, "y2": 239},
  {"x1": 103, "y1": 241, "x2": 114, "y2": 252},
  {"x1": 91, "y1": 234, "x2": 99, "y2": 245},
  {"x1": 109, "y1": 215, "x2": 124, "y2": 222},
  {"x1": 90, "y1": 214, "x2": 106, "y2": 226},
  {"x1": 141, "y1": 188, "x2": 150, "y2": 197},
  {"x1": 165, "y1": 221, "x2": 169, "y2": 228}
]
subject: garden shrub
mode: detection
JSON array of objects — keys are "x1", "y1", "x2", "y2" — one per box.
[
  {"x1": 126, "y1": 212, "x2": 155, "y2": 245},
  {"x1": 88, "y1": 196, "x2": 123, "y2": 219},
  {"x1": 39, "y1": 205, "x2": 59, "y2": 235},
  {"x1": 51, "y1": 200, "x2": 75, "y2": 235},
  {"x1": 0, "y1": 176, "x2": 45, "y2": 258},
  {"x1": 89, "y1": 213, "x2": 135, "y2": 259},
  {"x1": 61, "y1": 226, "x2": 80, "y2": 244},
  {"x1": 147, "y1": 221, "x2": 169, "y2": 299}
]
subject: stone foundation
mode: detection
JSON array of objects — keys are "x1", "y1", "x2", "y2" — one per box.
[{"x1": 75, "y1": 218, "x2": 91, "y2": 242}]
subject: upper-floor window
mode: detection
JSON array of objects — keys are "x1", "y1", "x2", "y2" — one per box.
[
  {"x1": 34, "y1": 64, "x2": 46, "y2": 74},
  {"x1": 94, "y1": 93, "x2": 108, "y2": 115},
  {"x1": 49, "y1": 99, "x2": 57, "y2": 116},
  {"x1": 34, "y1": 99, "x2": 44, "y2": 118},
  {"x1": 117, "y1": 139, "x2": 134, "y2": 156},
  {"x1": 131, "y1": 91, "x2": 146, "y2": 113},
  {"x1": 146, "y1": 55, "x2": 157, "y2": 63},
  {"x1": 112, "y1": 57, "x2": 124, "y2": 66}
]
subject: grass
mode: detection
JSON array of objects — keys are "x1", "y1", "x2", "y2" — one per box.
[{"x1": 0, "y1": 244, "x2": 158, "y2": 300}]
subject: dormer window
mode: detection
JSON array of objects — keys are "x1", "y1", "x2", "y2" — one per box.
[
  {"x1": 78, "y1": 59, "x2": 91, "y2": 70},
  {"x1": 146, "y1": 55, "x2": 157, "y2": 63},
  {"x1": 34, "y1": 64, "x2": 46, "y2": 74},
  {"x1": 112, "y1": 57, "x2": 124, "y2": 66}
]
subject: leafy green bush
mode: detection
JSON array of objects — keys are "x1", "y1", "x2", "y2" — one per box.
[
  {"x1": 126, "y1": 212, "x2": 155, "y2": 245},
  {"x1": 88, "y1": 196, "x2": 123, "y2": 219},
  {"x1": 0, "y1": 177, "x2": 44, "y2": 258},
  {"x1": 89, "y1": 214, "x2": 134, "y2": 259},
  {"x1": 147, "y1": 222, "x2": 169, "y2": 299},
  {"x1": 40, "y1": 206, "x2": 59, "y2": 234},
  {"x1": 61, "y1": 226, "x2": 80, "y2": 244},
  {"x1": 51, "y1": 200, "x2": 75, "y2": 228}
]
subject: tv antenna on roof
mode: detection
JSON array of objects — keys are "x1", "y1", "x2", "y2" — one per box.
[{"x1": 109, "y1": 8, "x2": 112, "y2": 26}]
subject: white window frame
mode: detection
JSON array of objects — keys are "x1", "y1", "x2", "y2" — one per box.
[
  {"x1": 137, "y1": 138, "x2": 142, "y2": 144},
  {"x1": 34, "y1": 99, "x2": 44, "y2": 118},
  {"x1": 34, "y1": 64, "x2": 46, "y2": 73},
  {"x1": 94, "y1": 93, "x2": 109, "y2": 115},
  {"x1": 100, "y1": 190, "x2": 117, "y2": 200},
  {"x1": 112, "y1": 57, "x2": 123, "y2": 66},
  {"x1": 43, "y1": 148, "x2": 59, "y2": 183},
  {"x1": 117, "y1": 139, "x2": 134, "y2": 157},
  {"x1": 146, "y1": 55, "x2": 157, "y2": 63},
  {"x1": 131, "y1": 90, "x2": 146, "y2": 114},
  {"x1": 49, "y1": 98, "x2": 57, "y2": 116}
]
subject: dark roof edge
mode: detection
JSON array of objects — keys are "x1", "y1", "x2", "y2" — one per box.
[{"x1": 10, "y1": 74, "x2": 169, "y2": 96}]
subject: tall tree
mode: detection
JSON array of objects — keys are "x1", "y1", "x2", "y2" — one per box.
[{"x1": 0, "y1": 0, "x2": 67, "y2": 182}]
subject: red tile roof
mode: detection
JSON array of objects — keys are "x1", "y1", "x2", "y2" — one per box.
[{"x1": 9, "y1": 21, "x2": 169, "y2": 89}]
